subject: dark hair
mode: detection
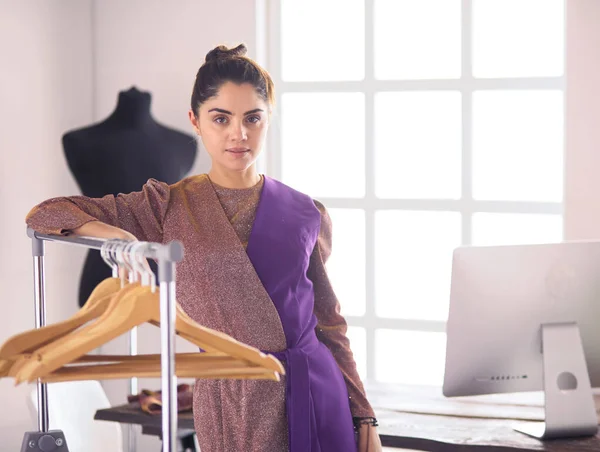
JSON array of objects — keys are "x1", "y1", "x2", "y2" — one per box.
[{"x1": 190, "y1": 43, "x2": 275, "y2": 116}]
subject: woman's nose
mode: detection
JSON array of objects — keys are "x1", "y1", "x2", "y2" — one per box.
[{"x1": 230, "y1": 122, "x2": 248, "y2": 141}]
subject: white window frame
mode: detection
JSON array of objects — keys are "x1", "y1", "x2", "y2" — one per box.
[{"x1": 263, "y1": 0, "x2": 564, "y2": 383}]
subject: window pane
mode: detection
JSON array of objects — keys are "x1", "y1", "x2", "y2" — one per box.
[
  {"x1": 281, "y1": 93, "x2": 365, "y2": 198},
  {"x1": 473, "y1": 0, "x2": 564, "y2": 78},
  {"x1": 375, "y1": 92, "x2": 462, "y2": 199},
  {"x1": 472, "y1": 213, "x2": 563, "y2": 246},
  {"x1": 374, "y1": 0, "x2": 461, "y2": 80},
  {"x1": 472, "y1": 90, "x2": 563, "y2": 202},
  {"x1": 327, "y1": 209, "x2": 366, "y2": 316},
  {"x1": 347, "y1": 326, "x2": 367, "y2": 381},
  {"x1": 281, "y1": 0, "x2": 364, "y2": 81},
  {"x1": 375, "y1": 211, "x2": 461, "y2": 320},
  {"x1": 375, "y1": 329, "x2": 446, "y2": 385}
]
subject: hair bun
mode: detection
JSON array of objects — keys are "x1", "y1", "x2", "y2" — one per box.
[{"x1": 205, "y1": 44, "x2": 247, "y2": 63}]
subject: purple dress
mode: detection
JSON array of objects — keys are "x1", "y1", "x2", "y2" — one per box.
[{"x1": 248, "y1": 177, "x2": 357, "y2": 451}]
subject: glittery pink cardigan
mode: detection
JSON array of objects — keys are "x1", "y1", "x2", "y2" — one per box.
[{"x1": 26, "y1": 174, "x2": 375, "y2": 451}]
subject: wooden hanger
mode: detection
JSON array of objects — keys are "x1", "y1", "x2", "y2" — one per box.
[
  {"x1": 0, "y1": 277, "x2": 125, "y2": 360},
  {"x1": 2, "y1": 352, "x2": 274, "y2": 382},
  {"x1": 1, "y1": 281, "x2": 142, "y2": 380},
  {"x1": 11, "y1": 284, "x2": 148, "y2": 383},
  {"x1": 0, "y1": 354, "x2": 276, "y2": 382},
  {"x1": 42, "y1": 367, "x2": 278, "y2": 383},
  {"x1": 0, "y1": 357, "x2": 28, "y2": 378},
  {"x1": 7, "y1": 240, "x2": 283, "y2": 384},
  {"x1": 36, "y1": 353, "x2": 280, "y2": 383},
  {"x1": 5, "y1": 240, "x2": 139, "y2": 379},
  {"x1": 0, "y1": 360, "x2": 11, "y2": 377},
  {"x1": 0, "y1": 306, "x2": 227, "y2": 381},
  {"x1": 0, "y1": 277, "x2": 131, "y2": 378},
  {"x1": 16, "y1": 285, "x2": 284, "y2": 383}
]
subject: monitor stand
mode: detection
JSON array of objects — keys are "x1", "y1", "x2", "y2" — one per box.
[{"x1": 514, "y1": 322, "x2": 598, "y2": 439}]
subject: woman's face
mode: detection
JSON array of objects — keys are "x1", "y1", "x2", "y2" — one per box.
[{"x1": 189, "y1": 81, "x2": 270, "y2": 173}]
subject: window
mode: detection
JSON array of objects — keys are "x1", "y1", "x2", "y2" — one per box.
[{"x1": 266, "y1": 0, "x2": 564, "y2": 386}]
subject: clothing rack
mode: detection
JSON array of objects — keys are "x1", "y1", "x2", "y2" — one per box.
[{"x1": 21, "y1": 227, "x2": 184, "y2": 452}]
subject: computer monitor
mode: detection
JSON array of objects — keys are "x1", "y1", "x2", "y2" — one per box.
[{"x1": 443, "y1": 240, "x2": 600, "y2": 440}]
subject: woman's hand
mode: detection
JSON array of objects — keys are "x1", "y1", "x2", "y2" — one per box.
[
  {"x1": 72, "y1": 221, "x2": 137, "y2": 241},
  {"x1": 357, "y1": 424, "x2": 383, "y2": 452},
  {"x1": 72, "y1": 221, "x2": 138, "y2": 280}
]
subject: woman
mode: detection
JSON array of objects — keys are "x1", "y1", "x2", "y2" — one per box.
[{"x1": 26, "y1": 43, "x2": 382, "y2": 452}]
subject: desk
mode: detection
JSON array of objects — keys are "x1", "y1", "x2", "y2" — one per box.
[{"x1": 95, "y1": 383, "x2": 600, "y2": 451}]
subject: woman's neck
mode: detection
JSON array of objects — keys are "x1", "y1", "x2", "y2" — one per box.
[{"x1": 208, "y1": 166, "x2": 261, "y2": 189}]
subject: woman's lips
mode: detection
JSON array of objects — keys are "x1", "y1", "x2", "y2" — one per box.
[
  {"x1": 226, "y1": 147, "x2": 251, "y2": 158},
  {"x1": 226, "y1": 147, "x2": 250, "y2": 154}
]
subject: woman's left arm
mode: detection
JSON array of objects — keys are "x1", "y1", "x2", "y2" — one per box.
[{"x1": 308, "y1": 201, "x2": 381, "y2": 451}]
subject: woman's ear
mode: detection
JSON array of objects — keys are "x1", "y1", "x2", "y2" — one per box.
[{"x1": 188, "y1": 109, "x2": 201, "y2": 136}]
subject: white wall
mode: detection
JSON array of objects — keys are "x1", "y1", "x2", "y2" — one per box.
[
  {"x1": 564, "y1": 0, "x2": 600, "y2": 240},
  {"x1": 0, "y1": 0, "x2": 258, "y2": 450},
  {"x1": 0, "y1": 1, "x2": 93, "y2": 450}
]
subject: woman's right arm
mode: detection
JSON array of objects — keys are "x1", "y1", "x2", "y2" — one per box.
[
  {"x1": 25, "y1": 178, "x2": 170, "y2": 243},
  {"x1": 70, "y1": 221, "x2": 138, "y2": 241}
]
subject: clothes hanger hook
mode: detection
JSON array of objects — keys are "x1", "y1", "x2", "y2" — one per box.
[
  {"x1": 125, "y1": 241, "x2": 148, "y2": 286},
  {"x1": 132, "y1": 242, "x2": 156, "y2": 292},
  {"x1": 100, "y1": 240, "x2": 118, "y2": 277},
  {"x1": 107, "y1": 240, "x2": 122, "y2": 278},
  {"x1": 114, "y1": 240, "x2": 134, "y2": 286},
  {"x1": 121, "y1": 242, "x2": 134, "y2": 270}
]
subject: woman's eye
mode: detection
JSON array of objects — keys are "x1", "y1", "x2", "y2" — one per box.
[
  {"x1": 214, "y1": 116, "x2": 228, "y2": 124},
  {"x1": 247, "y1": 115, "x2": 260, "y2": 124}
]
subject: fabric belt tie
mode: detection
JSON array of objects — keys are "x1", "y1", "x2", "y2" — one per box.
[{"x1": 265, "y1": 336, "x2": 318, "y2": 451}]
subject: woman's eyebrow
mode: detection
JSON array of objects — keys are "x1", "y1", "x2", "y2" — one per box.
[
  {"x1": 207, "y1": 108, "x2": 264, "y2": 115},
  {"x1": 208, "y1": 108, "x2": 232, "y2": 115},
  {"x1": 244, "y1": 108, "x2": 264, "y2": 115}
]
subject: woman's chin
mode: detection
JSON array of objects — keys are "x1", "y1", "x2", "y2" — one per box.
[
  {"x1": 222, "y1": 160, "x2": 257, "y2": 172},
  {"x1": 220, "y1": 154, "x2": 258, "y2": 171}
]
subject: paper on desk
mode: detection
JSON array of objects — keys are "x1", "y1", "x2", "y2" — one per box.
[{"x1": 365, "y1": 382, "x2": 600, "y2": 422}]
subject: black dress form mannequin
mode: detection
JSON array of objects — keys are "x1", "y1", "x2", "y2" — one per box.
[{"x1": 63, "y1": 86, "x2": 197, "y2": 307}]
